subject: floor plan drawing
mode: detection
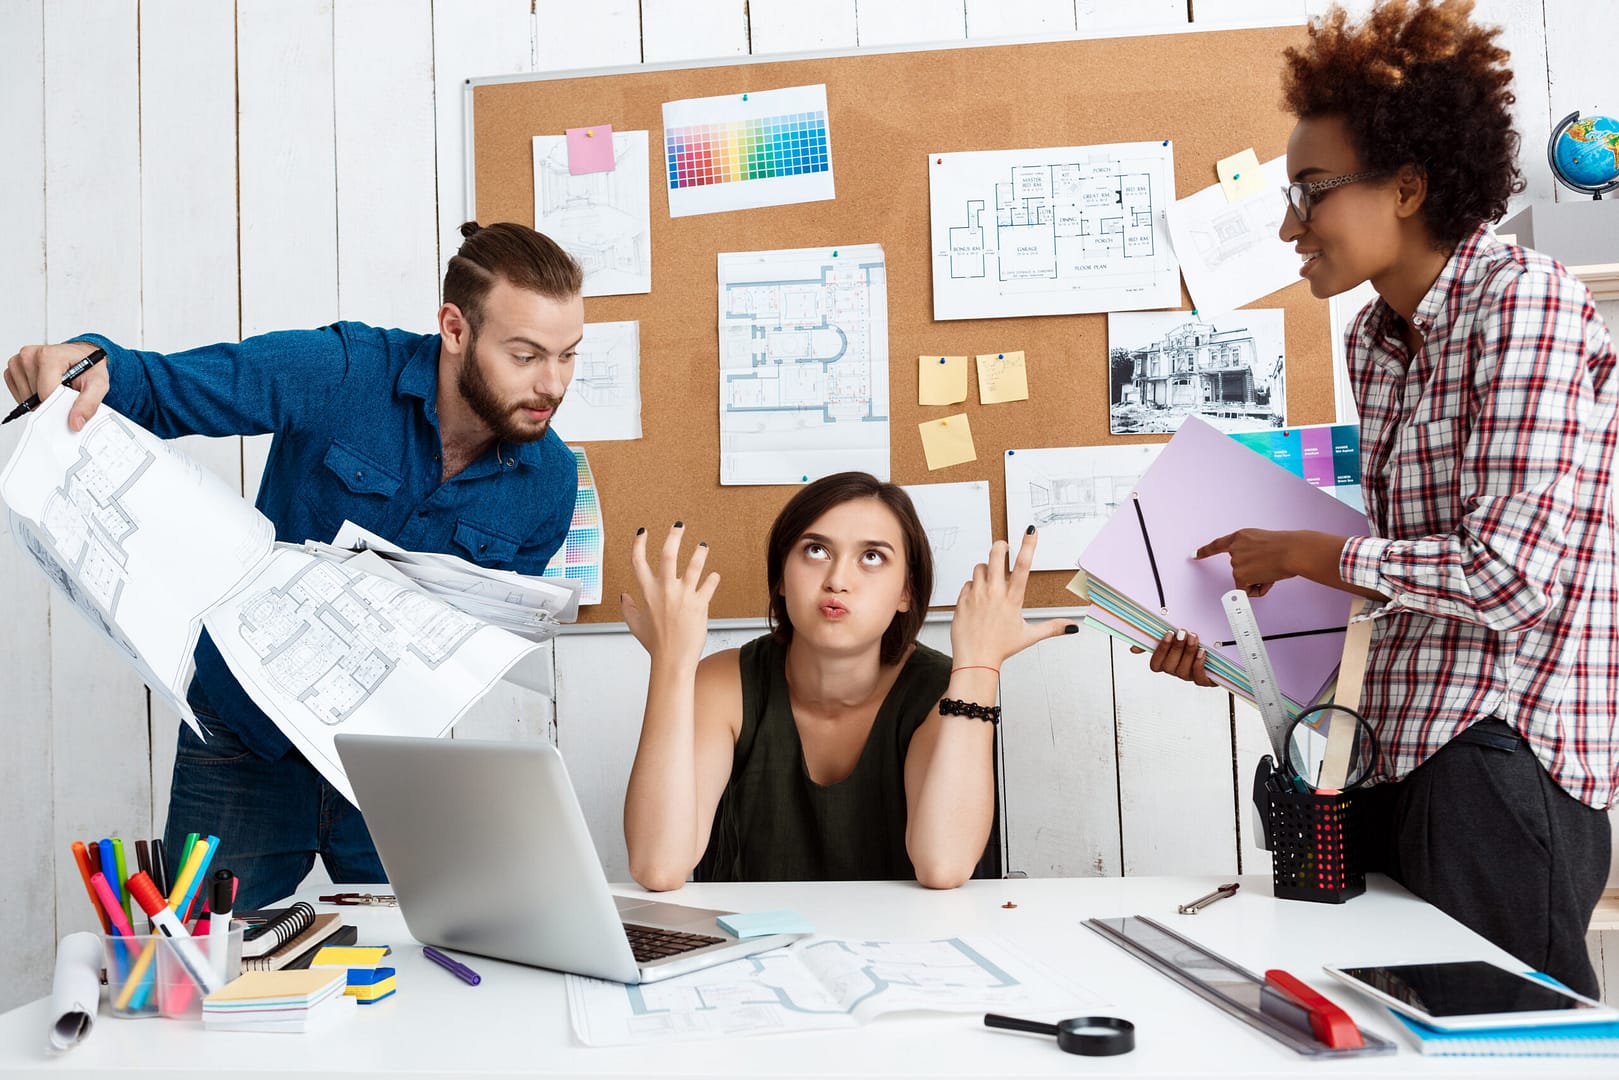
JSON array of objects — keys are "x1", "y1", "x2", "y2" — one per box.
[
  {"x1": 233, "y1": 558, "x2": 481, "y2": 725},
  {"x1": 567, "y1": 936, "x2": 1089, "y2": 1046},
  {"x1": 717, "y1": 245, "x2": 890, "y2": 485},
  {"x1": 533, "y1": 131, "x2": 651, "y2": 297},
  {"x1": 929, "y1": 142, "x2": 1179, "y2": 319}
]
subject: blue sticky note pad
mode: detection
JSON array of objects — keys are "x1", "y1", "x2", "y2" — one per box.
[{"x1": 716, "y1": 910, "x2": 814, "y2": 939}]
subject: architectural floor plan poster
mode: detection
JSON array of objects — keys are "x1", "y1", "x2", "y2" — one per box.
[
  {"x1": 0, "y1": 390, "x2": 543, "y2": 804},
  {"x1": 899, "y1": 480, "x2": 992, "y2": 607},
  {"x1": 0, "y1": 389, "x2": 274, "y2": 732},
  {"x1": 1003, "y1": 444, "x2": 1165, "y2": 571},
  {"x1": 928, "y1": 141, "x2": 1180, "y2": 320},
  {"x1": 663, "y1": 84, "x2": 834, "y2": 217},
  {"x1": 559, "y1": 321, "x2": 642, "y2": 442},
  {"x1": 717, "y1": 245, "x2": 890, "y2": 485},
  {"x1": 567, "y1": 936, "x2": 1092, "y2": 1047},
  {"x1": 532, "y1": 130, "x2": 651, "y2": 297}
]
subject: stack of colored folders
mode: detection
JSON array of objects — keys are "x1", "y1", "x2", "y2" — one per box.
[
  {"x1": 311, "y1": 945, "x2": 397, "y2": 1005},
  {"x1": 1077, "y1": 416, "x2": 1372, "y2": 718},
  {"x1": 201, "y1": 969, "x2": 351, "y2": 1033}
]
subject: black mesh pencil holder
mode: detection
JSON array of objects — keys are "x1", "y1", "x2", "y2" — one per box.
[{"x1": 1266, "y1": 787, "x2": 1364, "y2": 903}]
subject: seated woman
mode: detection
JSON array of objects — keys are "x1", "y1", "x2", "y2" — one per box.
[{"x1": 621, "y1": 471, "x2": 1075, "y2": 891}]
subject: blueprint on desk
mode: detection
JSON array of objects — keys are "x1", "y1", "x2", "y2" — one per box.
[
  {"x1": 717, "y1": 245, "x2": 890, "y2": 485},
  {"x1": 929, "y1": 141, "x2": 1180, "y2": 319},
  {"x1": 567, "y1": 936, "x2": 1095, "y2": 1046}
]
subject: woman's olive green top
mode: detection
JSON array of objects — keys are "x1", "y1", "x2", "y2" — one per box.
[{"x1": 694, "y1": 633, "x2": 951, "y2": 882}]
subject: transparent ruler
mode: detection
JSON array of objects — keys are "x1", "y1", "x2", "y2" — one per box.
[{"x1": 1220, "y1": 589, "x2": 1292, "y2": 759}]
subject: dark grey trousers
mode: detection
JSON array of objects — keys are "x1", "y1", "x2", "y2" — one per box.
[{"x1": 1356, "y1": 719, "x2": 1611, "y2": 999}]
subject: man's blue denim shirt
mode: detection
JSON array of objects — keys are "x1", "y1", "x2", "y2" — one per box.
[{"x1": 81, "y1": 321, "x2": 578, "y2": 761}]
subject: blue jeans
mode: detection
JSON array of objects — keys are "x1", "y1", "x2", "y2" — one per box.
[{"x1": 163, "y1": 718, "x2": 387, "y2": 911}]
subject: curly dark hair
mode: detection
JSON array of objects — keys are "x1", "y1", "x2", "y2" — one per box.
[{"x1": 1281, "y1": 0, "x2": 1525, "y2": 250}]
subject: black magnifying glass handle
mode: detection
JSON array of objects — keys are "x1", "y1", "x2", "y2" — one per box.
[{"x1": 985, "y1": 1013, "x2": 1058, "y2": 1036}]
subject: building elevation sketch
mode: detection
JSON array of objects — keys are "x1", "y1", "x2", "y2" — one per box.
[
  {"x1": 928, "y1": 142, "x2": 1180, "y2": 319},
  {"x1": 716, "y1": 245, "x2": 890, "y2": 485}
]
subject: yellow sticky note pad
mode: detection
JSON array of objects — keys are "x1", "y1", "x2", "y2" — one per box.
[
  {"x1": 919, "y1": 414, "x2": 976, "y2": 470},
  {"x1": 918, "y1": 355, "x2": 968, "y2": 405},
  {"x1": 1217, "y1": 148, "x2": 1266, "y2": 202},
  {"x1": 975, "y1": 351, "x2": 1029, "y2": 404}
]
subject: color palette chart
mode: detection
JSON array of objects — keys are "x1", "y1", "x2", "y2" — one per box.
[
  {"x1": 661, "y1": 83, "x2": 835, "y2": 217},
  {"x1": 542, "y1": 448, "x2": 604, "y2": 605},
  {"x1": 1229, "y1": 423, "x2": 1364, "y2": 512}
]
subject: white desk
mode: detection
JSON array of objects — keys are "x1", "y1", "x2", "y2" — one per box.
[{"x1": 1, "y1": 875, "x2": 1609, "y2": 1078}]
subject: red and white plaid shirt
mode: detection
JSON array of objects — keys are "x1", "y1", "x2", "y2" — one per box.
[{"x1": 1339, "y1": 224, "x2": 1619, "y2": 808}]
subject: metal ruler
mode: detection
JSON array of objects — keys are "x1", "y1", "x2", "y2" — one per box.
[
  {"x1": 1084, "y1": 916, "x2": 1395, "y2": 1058},
  {"x1": 1220, "y1": 589, "x2": 1292, "y2": 760}
]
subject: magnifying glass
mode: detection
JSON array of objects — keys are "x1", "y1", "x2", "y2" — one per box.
[
  {"x1": 984, "y1": 1012, "x2": 1136, "y2": 1056},
  {"x1": 1283, "y1": 704, "x2": 1380, "y2": 792}
]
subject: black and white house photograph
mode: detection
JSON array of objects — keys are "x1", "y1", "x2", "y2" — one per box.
[{"x1": 1107, "y1": 309, "x2": 1287, "y2": 435}]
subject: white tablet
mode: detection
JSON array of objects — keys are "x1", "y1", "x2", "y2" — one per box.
[{"x1": 1323, "y1": 960, "x2": 1619, "y2": 1031}]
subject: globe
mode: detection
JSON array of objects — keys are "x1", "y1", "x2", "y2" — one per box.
[{"x1": 1548, "y1": 110, "x2": 1619, "y2": 198}]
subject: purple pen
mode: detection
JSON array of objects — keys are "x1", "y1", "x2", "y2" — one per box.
[{"x1": 422, "y1": 945, "x2": 481, "y2": 986}]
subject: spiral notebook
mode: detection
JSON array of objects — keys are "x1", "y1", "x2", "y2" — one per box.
[
  {"x1": 240, "y1": 902, "x2": 347, "y2": 971},
  {"x1": 1388, "y1": 973, "x2": 1619, "y2": 1057}
]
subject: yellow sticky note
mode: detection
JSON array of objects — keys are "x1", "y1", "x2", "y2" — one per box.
[
  {"x1": 918, "y1": 355, "x2": 968, "y2": 406},
  {"x1": 918, "y1": 414, "x2": 976, "y2": 470},
  {"x1": 975, "y1": 351, "x2": 1029, "y2": 404},
  {"x1": 1217, "y1": 148, "x2": 1266, "y2": 202}
]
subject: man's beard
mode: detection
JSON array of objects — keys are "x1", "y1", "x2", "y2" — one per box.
[{"x1": 456, "y1": 326, "x2": 563, "y2": 445}]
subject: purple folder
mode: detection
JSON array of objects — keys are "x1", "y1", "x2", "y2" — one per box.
[{"x1": 1079, "y1": 416, "x2": 1371, "y2": 707}]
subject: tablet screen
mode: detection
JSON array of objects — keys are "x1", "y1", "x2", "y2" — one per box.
[{"x1": 1338, "y1": 961, "x2": 1593, "y2": 1018}]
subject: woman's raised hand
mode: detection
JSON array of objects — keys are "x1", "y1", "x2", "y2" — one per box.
[
  {"x1": 950, "y1": 527, "x2": 1077, "y2": 669},
  {"x1": 620, "y1": 523, "x2": 719, "y2": 667}
]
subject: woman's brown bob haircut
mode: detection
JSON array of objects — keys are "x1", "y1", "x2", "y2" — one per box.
[
  {"x1": 766, "y1": 472, "x2": 933, "y2": 667},
  {"x1": 1281, "y1": 0, "x2": 1524, "y2": 250},
  {"x1": 442, "y1": 221, "x2": 583, "y2": 333}
]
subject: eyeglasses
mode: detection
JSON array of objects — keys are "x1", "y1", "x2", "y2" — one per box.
[{"x1": 1281, "y1": 171, "x2": 1385, "y2": 223}]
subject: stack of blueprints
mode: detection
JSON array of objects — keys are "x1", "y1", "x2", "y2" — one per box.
[{"x1": 1078, "y1": 416, "x2": 1370, "y2": 716}]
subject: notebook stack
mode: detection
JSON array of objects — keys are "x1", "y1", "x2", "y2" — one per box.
[
  {"x1": 311, "y1": 945, "x2": 397, "y2": 1005},
  {"x1": 201, "y1": 969, "x2": 352, "y2": 1033}
]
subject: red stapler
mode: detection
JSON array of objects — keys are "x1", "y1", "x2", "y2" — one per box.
[{"x1": 1260, "y1": 969, "x2": 1365, "y2": 1049}]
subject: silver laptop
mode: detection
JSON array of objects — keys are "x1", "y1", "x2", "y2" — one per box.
[{"x1": 334, "y1": 733, "x2": 808, "y2": 984}]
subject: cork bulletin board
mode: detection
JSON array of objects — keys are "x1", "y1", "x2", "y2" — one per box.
[{"x1": 468, "y1": 23, "x2": 1331, "y2": 623}]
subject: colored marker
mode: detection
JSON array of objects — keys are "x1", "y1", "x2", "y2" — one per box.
[
  {"x1": 89, "y1": 872, "x2": 140, "y2": 978},
  {"x1": 97, "y1": 839, "x2": 120, "y2": 918},
  {"x1": 70, "y1": 842, "x2": 111, "y2": 933},
  {"x1": 422, "y1": 945, "x2": 481, "y2": 986},
  {"x1": 150, "y1": 838, "x2": 168, "y2": 897},
  {"x1": 128, "y1": 872, "x2": 221, "y2": 996},
  {"x1": 111, "y1": 838, "x2": 131, "y2": 922},
  {"x1": 167, "y1": 835, "x2": 211, "y2": 913},
  {"x1": 176, "y1": 836, "x2": 219, "y2": 924},
  {"x1": 208, "y1": 869, "x2": 236, "y2": 984}
]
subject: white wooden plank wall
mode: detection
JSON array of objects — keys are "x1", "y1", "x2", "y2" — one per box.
[{"x1": 2, "y1": 0, "x2": 1614, "y2": 1012}]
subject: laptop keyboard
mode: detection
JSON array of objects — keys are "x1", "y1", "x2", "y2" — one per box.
[{"x1": 623, "y1": 922, "x2": 726, "y2": 963}]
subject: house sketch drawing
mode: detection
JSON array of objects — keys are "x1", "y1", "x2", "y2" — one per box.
[
  {"x1": 561, "y1": 321, "x2": 642, "y2": 442},
  {"x1": 1108, "y1": 309, "x2": 1287, "y2": 435}
]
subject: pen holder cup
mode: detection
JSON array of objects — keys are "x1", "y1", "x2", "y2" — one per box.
[
  {"x1": 102, "y1": 926, "x2": 244, "y2": 1020},
  {"x1": 1265, "y1": 788, "x2": 1365, "y2": 904}
]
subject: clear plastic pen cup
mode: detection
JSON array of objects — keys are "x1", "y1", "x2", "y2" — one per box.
[{"x1": 102, "y1": 925, "x2": 244, "y2": 1020}]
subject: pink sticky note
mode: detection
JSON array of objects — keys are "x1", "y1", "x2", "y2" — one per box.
[{"x1": 566, "y1": 125, "x2": 617, "y2": 175}]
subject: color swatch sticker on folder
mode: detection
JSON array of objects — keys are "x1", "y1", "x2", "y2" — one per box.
[{"x1": 662, "y1": 84, "x2": 835, "y2": 217}]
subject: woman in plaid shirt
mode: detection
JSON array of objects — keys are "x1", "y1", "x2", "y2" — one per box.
[{"x1": 1151, "y1": 0, "x2": 1616, "y2": 996}]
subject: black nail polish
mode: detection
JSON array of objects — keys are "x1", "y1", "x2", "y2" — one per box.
[
  {"x1": 1025, "y1": 524, "x2": 1035, "y2": 535},
  {"x1": 698, "y1": 542, "x2": 707, "y2": 548},
  {"x1": 1064, "y1": 624, "x2": 1078, "y2": 634},
  {"x1": 674, "y1": 520, "x2": 684, "y2": 528},
  {"x1": 636, "y1": 526, "x2": 645, "y2": 535}
]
